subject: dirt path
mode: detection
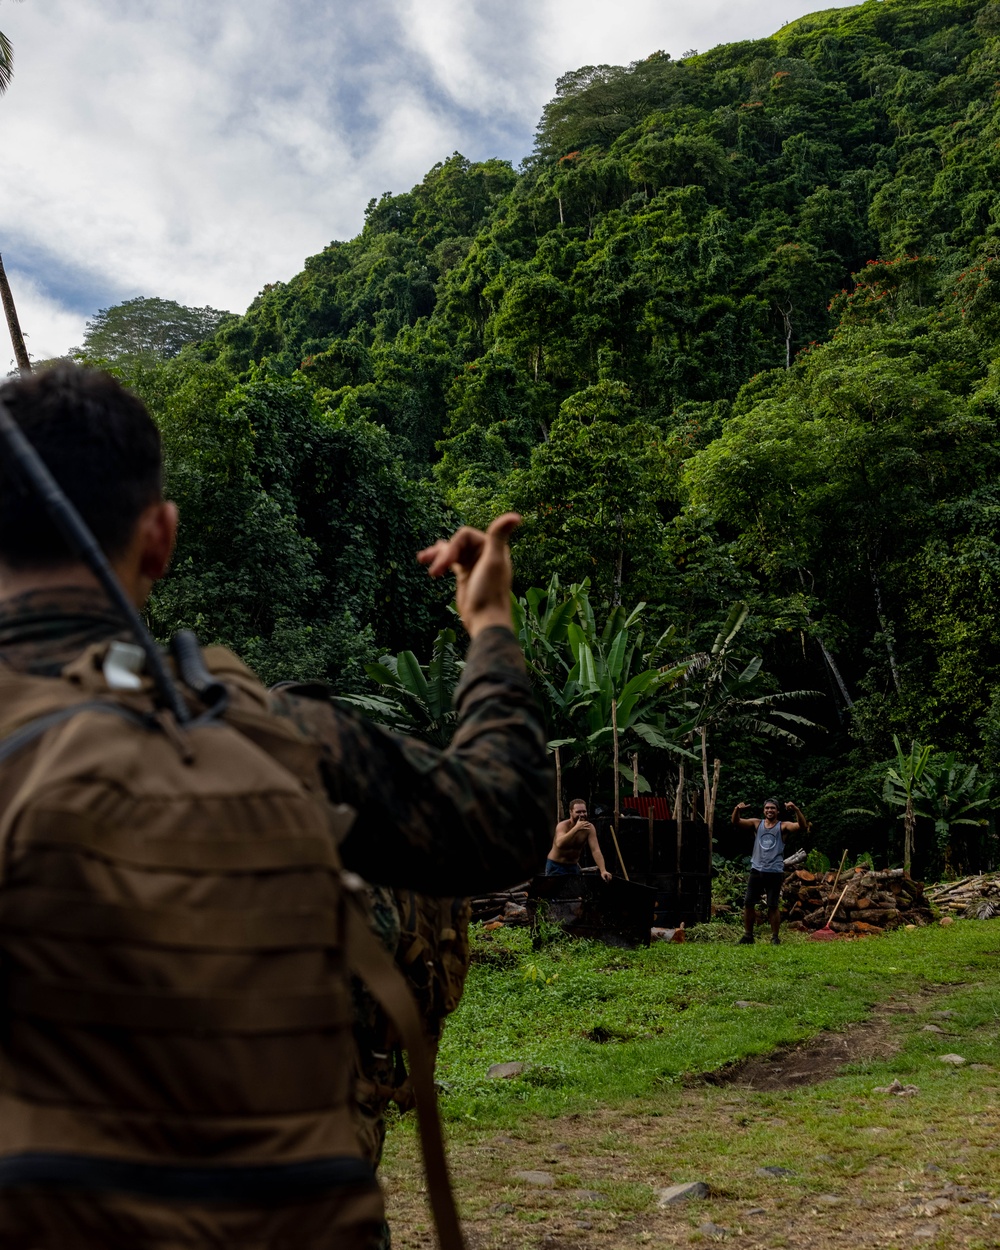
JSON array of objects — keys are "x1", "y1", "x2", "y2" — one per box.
[{"x1": 381, "y1": 987, "x2": 1000, "y2": 1248}]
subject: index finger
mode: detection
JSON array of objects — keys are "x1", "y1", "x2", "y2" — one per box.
[{"x1": 417, "y1": 526, "x2": 485, "y2": 578}]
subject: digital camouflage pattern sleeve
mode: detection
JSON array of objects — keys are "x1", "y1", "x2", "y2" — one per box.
[{"x1": 267, "y1": 626, "x2": 553, "y2": 895}]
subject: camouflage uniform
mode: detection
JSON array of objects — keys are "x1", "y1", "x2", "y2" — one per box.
[
  {"x1": 0, "y1": 585, "x2": 551, "y2": 1159},
  {"x1": 0, "y1": 589, "x2": 553, "y2": 900}
]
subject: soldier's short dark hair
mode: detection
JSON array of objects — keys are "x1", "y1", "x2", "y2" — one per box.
[
  {"x1": 0, "y1": 364, "x2": 162, "y2": 569},
  {"x1": 569, "y1": 797, "x2": 587, "y2": 809}
]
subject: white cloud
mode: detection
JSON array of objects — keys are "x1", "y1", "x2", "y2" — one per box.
[{"x1": 0, "y1": 0, "x2": 860, "y2": 360}]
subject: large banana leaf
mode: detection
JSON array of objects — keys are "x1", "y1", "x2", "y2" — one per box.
[
  {"x1": 617, "y1": 762, "x2": 651, "y2": 793},
  {"x1": 574, "y1": 640, "x2": 601, "y2": 696},
  {"x1": 543, "y1": 597, "x2": 578, "y2": 644},
  {"x1": 396, "y1": 651, "x2": 431, "y2": 704},
  {"x1": 605, "y1": 629, "x2": 628, "y2": 687},
  {"x1": 365, "y1": 661, "x2": 404, "y2": 690},
  {"x1": 632, "y1": 721, "x2": 698, "y2": 758},
  {"x1": 565, "y1": 621, "x2": 587, "y2": 666},
  {"x1": 425, "y1": 629, "x2": 458, "y2": 720}
]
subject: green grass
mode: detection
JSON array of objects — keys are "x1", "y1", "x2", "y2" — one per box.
[{"x1": 434, "y1": 921, "x2": 1000, "y2": 1125}]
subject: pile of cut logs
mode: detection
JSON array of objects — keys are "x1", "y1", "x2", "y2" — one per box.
[
  {"x1": 782, "y1": 866, "x2": 934, "y2": 933},
  {"x1": 926, "y1": 873, "x2": 1000, "y2": 920},
  {"x1": 470, "y1": 881, "x2": 531, "y2": 927}
]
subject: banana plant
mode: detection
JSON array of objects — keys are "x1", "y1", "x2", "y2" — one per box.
[
  {"x1": 513, "y1": 575, "x2": 693, "y2": 791},
  {"x1": 913, "y1": 752, "x2": 991, "y2": 874},
  {"x1": 337, "y1": 628, "x2": 463, "y2": 748},
  {"x1": 847, "y1": 736, "x2": 932, "y2": 874},
  {"x1": 681, "y1": 603, "x2": 821, "y2": 833}
]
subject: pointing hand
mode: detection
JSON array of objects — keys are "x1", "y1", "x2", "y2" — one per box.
[{"x1": 418, "y1": 513, "x2": 520, "y2": 637}]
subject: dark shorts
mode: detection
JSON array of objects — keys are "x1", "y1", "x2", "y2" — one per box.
[
  {"x1": 545, "y1": 858, "x2": 582, "y2": 876},
  {"x1": 745, "y1": 870, "x2": 784, "y2": 909}
]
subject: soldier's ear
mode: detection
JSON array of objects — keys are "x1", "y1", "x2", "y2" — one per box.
[{"x1": 135, "y1": 502, "x2": 177, "y2": 585}]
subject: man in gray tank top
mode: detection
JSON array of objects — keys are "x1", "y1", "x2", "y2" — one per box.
[{"x1": 732, "y1": 797, "x2": 807, "y2": 945}]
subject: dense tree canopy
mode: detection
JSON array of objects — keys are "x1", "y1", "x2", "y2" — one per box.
[{"x1": 100, "y1": 0, "x2": 1000, "y2": 875}]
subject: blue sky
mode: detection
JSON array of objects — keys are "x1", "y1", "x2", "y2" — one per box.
[{"x1": 0, "y1": 0, "x2": 858, "y2": 364}]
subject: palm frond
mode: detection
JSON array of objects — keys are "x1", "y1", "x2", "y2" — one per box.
[{"x1": 0, "y1": 30, "x2": 13, "y2": 95}]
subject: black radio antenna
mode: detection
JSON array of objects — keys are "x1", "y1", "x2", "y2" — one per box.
[{"x1": 0, "y1": 395, "x2": 191, "y2": 725}]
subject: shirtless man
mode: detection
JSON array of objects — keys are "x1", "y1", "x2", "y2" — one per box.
[
  {"x1": 546, "y1": 798, "x2": 613, "y2": 880},
  {"x1": 732, "y1": 797, "x2": 806, "y2": 945}
]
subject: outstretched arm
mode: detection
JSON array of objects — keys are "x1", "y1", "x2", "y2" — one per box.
[
  {"x1": 271, "y1": 514, "x2": 553, "y2": 895},
  {"x1": 588, "y1": 825, "x2": 612, "y2": 882}
]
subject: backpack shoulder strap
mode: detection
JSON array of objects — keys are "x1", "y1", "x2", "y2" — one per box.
[
  {"x1": 0, "y1": 701, "x2": 149, "y2": 766},
  {"x1": 201, "y1": 645, "x2": 271, "y2": 708},
  {"x1": 342, "y1": 879, "x2": 465, "y2": 1250}
]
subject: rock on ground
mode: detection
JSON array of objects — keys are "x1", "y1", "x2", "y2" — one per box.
[
  {"x1": 656, "y1": 1181, "x2": 710, "y2": 1205},
  {"x1": 487, "y1": 1061, "x2": 527, "y2": 1079},
  {"x1": 512, "y1": 1170, "x2": 554, "y2": 1187}
]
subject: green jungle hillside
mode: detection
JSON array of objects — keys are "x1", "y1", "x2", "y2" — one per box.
[{"x1": 84, "y1": 0, "x2": 1000, "y2": 877}]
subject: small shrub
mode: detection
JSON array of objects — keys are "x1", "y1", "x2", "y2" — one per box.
[
  {"x1": 711, "y1": 854, "x2": 750, "y2": 911},
  {"x1": 531, "y1": 906, "x2": 570, "y2": 949},
  {"x1": 806, "y1": 848, "x2": 831, "y2": 873},
  {"x1": 522, "y1": 962, "x2": 559, "y2": 987}
]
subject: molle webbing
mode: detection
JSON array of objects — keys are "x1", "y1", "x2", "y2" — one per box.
[
  {"x1": 7, "y1": 976, "x2": 354, "y2": 1033},
  {"x1": 0, "y1": 1152, "x2": 375, "y2": 1203},
  {"x1": 0, "y1": 648, "x2": 467, "y2": 1250}
]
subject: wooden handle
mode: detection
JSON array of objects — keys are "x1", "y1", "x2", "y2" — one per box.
[
  {"x1": 608, "y1": 823, "x2": 629, "y2": 881},
  {"x1": 827, "y1": 880, "x2": 852, "y2": 925}
]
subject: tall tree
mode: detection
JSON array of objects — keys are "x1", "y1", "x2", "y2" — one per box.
[{"x1": 77, "y1": 297, "x2": 233, "y2": 363}]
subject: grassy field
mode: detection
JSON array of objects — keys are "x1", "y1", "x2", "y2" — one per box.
[
  {"x1": 381, "y1": 920, "x2": 1000, "y2": 1249},
  {"x1": 431, "y1": 921, "x2": 999, "y2": 1126}
]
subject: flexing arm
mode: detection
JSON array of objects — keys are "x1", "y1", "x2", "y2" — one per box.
[
  {"x1": 783, "y1": 802, "x2": 807, "y2": 837},
  {"x1": 732, "y1": 801, "x2": 757, "y2": 831},
  {"x1": 587, "y1": 824, "x2": 612, "y2": 882}
]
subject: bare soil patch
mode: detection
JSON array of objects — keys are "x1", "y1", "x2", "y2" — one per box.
[{"x1": 704, "y1": 986, "x2": 952, "y2": 1090}]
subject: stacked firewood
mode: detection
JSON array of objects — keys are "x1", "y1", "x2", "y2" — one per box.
[
  {"x1": 470, "y1": 881, "x2": 531, "y2": 926},
  {"x1": 782, "y1": 866, "x2": 933, "y2": 933},
  {"x1": 926, "y1": 873, "x2": 1000, "y2": 920}
]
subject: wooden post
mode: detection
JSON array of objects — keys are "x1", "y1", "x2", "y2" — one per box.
[
  {"x1": 904, "y1": 795, "x2": 914, "y2": 877},
  {"x1": 554, "y1": 746, "x2": 564, "y2": 822},
  {"x1": 647, "y1": 805, "x2": 655, "y2": 882},
  {"x1": 708, "y1": 757, "x2": 721, "y2": 848},
  {"x1": 630, "y1": 750, "x2": 639, "y2": 798},
  {"x1": 0, "y1": 254, "x2": 32, "y2": 374},
  {"x1": 675, "y1": 763, "x2": 684, "y2": 876},
  {"x1": 609, "y1": 698, "x2": 629, "y2": 880},
  {"x1": 675, "y1": 763, "x2": 685, "y2": 924},
  {"x1": 612, "y1": 698, "x2": 620, "y2": 833}
]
